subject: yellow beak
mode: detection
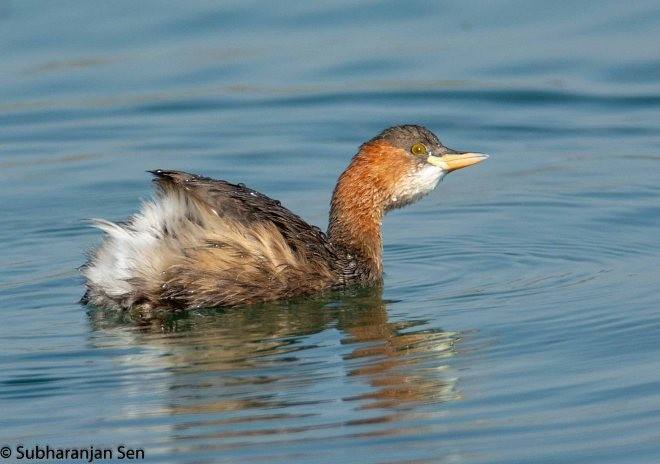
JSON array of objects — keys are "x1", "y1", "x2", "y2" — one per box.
[{"x1": 427, "y1": 152, "x2": 489, "y2": 172}]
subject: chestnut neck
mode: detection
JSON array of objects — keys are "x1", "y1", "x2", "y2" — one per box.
[{"x1": 327, "y1": 141, "x2": 396, "y2": 281}]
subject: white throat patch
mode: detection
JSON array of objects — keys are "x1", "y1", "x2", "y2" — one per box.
[{"x1": 388, "y1": 164, "x2": 446, "y2": 210}]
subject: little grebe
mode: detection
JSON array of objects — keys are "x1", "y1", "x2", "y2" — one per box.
[{"x1": 82, "y1": 125, "x2": 487, "y2": 310}]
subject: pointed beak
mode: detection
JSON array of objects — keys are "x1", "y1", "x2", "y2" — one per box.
[{"x1": 427, "y1": 151, "x2": 489, "y2": 172}]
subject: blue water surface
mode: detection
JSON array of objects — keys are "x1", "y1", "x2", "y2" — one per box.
[{"x1": 1, "y1": 1, "x2": 660, "y2": 463}]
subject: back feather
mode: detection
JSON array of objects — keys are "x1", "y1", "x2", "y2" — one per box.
[{"x1": 82, "y1": 170, "x2": 344, "y2": 310}]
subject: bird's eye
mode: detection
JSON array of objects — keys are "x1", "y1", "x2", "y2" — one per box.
[{"x1": 411, "y1": 143, "x2": 427, "y2": 155}]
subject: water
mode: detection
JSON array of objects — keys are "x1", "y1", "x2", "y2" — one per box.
[{"x1": 1, "y1": 1, "x2": 660, "y2": 462}]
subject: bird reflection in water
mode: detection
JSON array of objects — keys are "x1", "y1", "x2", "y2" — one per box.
[{"x1": 88, "y1": 283, "x2": 462, "y2": 419}]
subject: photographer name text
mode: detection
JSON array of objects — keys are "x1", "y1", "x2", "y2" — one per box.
[{"x1": 1, "y1": 444, "x2": 144, "y2": 462}]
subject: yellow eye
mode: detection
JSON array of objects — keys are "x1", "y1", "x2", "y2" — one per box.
[{"x1": 411, "y1": 143, "x2": 427, "y2": 155}]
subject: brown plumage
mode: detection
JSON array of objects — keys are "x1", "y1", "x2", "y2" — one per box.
[{"x1": 82, "y1": 125, "x2": 487, "y2": 310}]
